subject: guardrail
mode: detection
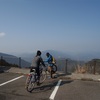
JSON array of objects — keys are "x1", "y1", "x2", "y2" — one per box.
[
  {"x1": 0, "y1": 56, "x2": 21, "y2": 67},
  {"x1": 0, "y1": 56, "x2": 100, "y2": 75}
]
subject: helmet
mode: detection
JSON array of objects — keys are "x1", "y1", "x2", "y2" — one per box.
[{"x1": 37, "y1": 50, "x2": 41, "y2": 56}]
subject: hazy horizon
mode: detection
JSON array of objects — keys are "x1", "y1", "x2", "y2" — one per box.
[{"x1": 0, "y1": 49, "x2": 100, "y2": 62}]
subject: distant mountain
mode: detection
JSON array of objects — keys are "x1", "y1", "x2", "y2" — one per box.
[
  {"x1": 0, "y1": 52, "x2": 31, "y2": 67},
  {"x1": 21, "y1": 50, "x2": 100, "y2": 62},
  {"x1": 42, "y1": 50, "x2": 71, "y2": 59},
  {"x1": 71, "y1": 52, "x2": 100, "y2": 61},
  {"x1": 19, "y1": 53, "x2": 35, "y2": 63},
  {"x1": 20, "y1": 50, "x2": 97, "y2": 62},
  {"x1": 20, "y1": 50, "x2": 71, "y2": 62}
]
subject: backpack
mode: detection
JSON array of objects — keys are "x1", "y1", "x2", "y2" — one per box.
[{"x1": 52, "y1": 56, "x2": 56, "y2": 64}]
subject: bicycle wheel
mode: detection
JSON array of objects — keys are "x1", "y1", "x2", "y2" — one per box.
[
  {"x1": 50, "y1": 64, "x2": 57, "y2": 78},
  {"x1": 25, "y1": 75, "x2": 36, "y2": 92},
  {"x1": 39, "y1": 70, "x2": 47, "y2": 83},
  {"x1": 52, "y1": 64, "x2": 57, "y2": 73}
]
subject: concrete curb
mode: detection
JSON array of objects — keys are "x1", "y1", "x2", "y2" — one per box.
[{"x1": 64, "y1": 73, "x2": 100, "y2": 82}]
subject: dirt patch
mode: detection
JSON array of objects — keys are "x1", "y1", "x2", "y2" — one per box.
[{"x1": 6, "y1": 67, "x2": 30, "y2": 74}]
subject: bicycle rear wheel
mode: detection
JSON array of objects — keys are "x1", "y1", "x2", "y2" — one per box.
[
  {"x1": 52, "y1": 64, "x2": 57, "y2": 73},
  {"x1": 39, "y1": 70, "x2": 47, "y2": 83},
  {"x1": 50, "y1": 64, "x2": 57, "y2": 78}
]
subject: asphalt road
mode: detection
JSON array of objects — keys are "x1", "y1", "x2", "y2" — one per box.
[{"x1": 0, "y1": 72, "x2": 100, "y2": 100}]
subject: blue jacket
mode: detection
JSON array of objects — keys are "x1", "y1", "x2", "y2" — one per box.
[{"x1": 45, "y1": 55, "x2": 53, "y2": 64}]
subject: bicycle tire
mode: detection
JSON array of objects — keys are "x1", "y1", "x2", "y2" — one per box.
[
  {"x1": 52, "y1": 64, "x2": 57, "y2": 73},
  {"x1": 25, "y1": 75, "x2": 36, "y2": 92},
  {"x1": 50, "y1": 64, "x2": 57, "y2": 78},
  {"x1": 39, "y1": 70, "x2": 47, "y2": 83}
]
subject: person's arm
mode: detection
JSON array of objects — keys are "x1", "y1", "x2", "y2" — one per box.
[
  {"x1": 40, "y1": 57, "x2": 45, "y2": 67},
  {"x1": 44, "y1": 56, "x2": 51, "y2": 63}
]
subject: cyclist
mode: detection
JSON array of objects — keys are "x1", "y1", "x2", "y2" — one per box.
[
  {"x1": 45, "y1": 52, "x2": 55, "y2": 78},
  {"x1": 30, "y1": 50, "x2": 45, "y2": 85}
]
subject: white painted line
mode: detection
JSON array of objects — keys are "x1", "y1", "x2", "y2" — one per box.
[
  {"x1": 0, "y1": 75, "x2": 24, "y2": 87},
  {"x1": 98, "y1": 79, "x2": 100, "y2": 81},
  {"x1": 49, "y1": 79, "x2": 62, "y2": 100}
]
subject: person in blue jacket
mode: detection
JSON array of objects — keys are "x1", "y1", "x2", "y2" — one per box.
[
  {"x1": 45, "y1": 52, "x2": 53, "y2": 64},
  {"x1": 45, "y1": 52, "x2": 54, "y2": 78}
]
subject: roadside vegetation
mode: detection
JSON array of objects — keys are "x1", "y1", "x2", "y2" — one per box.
[{"x1": 75, "y1": 59, "x2": 100, "y2": 74}]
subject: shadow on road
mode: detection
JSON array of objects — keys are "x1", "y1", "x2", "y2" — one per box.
[
  {"x1": 60, "y1": 80, "x2": 73, "y2": 86},
  {"x1": 30, "y1": 76, "x2": 73, "y2": 93},
  {"x1": 30, "y1": 80, "x2": 57, "y2": 93},
  {"x1": 0, "y1": 94, "x2": 6, "y2": 100}
]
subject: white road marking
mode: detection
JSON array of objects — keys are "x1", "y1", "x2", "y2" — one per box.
[
  {"x1": 0, "y1": 75, "x2": 24, "y2": 87},
  {"x1": 49, "y1": 79, "x2": 62, "y2": 100},
  {"x1": 98, "y1": 79, "x2": 100, "y2": 81}
]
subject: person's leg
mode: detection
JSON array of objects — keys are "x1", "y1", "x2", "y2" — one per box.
[
  {"x1": 47, "y1": 63, "x2": 53, "y2": 78},
  {"x1": 36, "y1": 67, "x2": 40, "y2": 85},
  {"x1": 48, "y1": 66, "x2": 52, "y2": 72},
  {"x1": 50, "y1": 63, "x2": 54, "y2": 78}
]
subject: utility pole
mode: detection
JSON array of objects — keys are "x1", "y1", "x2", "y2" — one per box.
[
  {"x1": 19, "y1": 57, "x2": 21, "y2": 68},
  {"x1": 65, "y1": 59, "x2": 68, "y2": 74},
  {"x1": 0, "y1": 56, "x2": 3, "y2": 67},
  {"x1": 93, "y1": 60, "x2": 96, "y2": 74}
]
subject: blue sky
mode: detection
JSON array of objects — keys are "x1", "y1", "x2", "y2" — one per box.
[{"x1": 0, "y1": 0, "x2": 100, "y2": 55}]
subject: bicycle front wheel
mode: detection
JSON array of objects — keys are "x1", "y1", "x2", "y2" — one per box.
[{"x1": 25, "y1": 75, "x2": 36, "y2": 92}]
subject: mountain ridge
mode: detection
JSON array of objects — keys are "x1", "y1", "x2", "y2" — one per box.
[
  {"x1": 0, "y1": 52, "x2": 31, "y2": 67},
  {"x1": 20, "y1": 50, "x2": 100, "y2": 62},
  {"x1": 19, "y1": 50, "x2": 71, "y2": 62},
  {"x1": 1, "y1": 50, "x2": 100, "y2": 63}
]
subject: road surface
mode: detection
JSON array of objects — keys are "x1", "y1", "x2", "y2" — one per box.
[{"x1": 0, "y1": 72, "x2": 100, "y2": 100}]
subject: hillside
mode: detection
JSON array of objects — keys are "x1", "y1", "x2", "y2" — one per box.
[
  {"x1": 85, "y1": 59, "x2": 100, "y2": 74},
  {"x1": 0, "y1": 52, "x2": 30, "y2": 67},
  {"x1": 0, "y1": 59, "x2": 18, "y2": 67}
]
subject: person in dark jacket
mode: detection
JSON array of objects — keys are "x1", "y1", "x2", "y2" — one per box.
[{"x1": 30, "y1": 50, "x2": 45, "y2": 85}]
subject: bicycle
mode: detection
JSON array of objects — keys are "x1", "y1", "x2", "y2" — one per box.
[
  {"x1": 25, "y1": 63, "x2": 57, "y2": 92},
  {"x1": 25, "y1": 65, "x2": 47, "y2": 92}
]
